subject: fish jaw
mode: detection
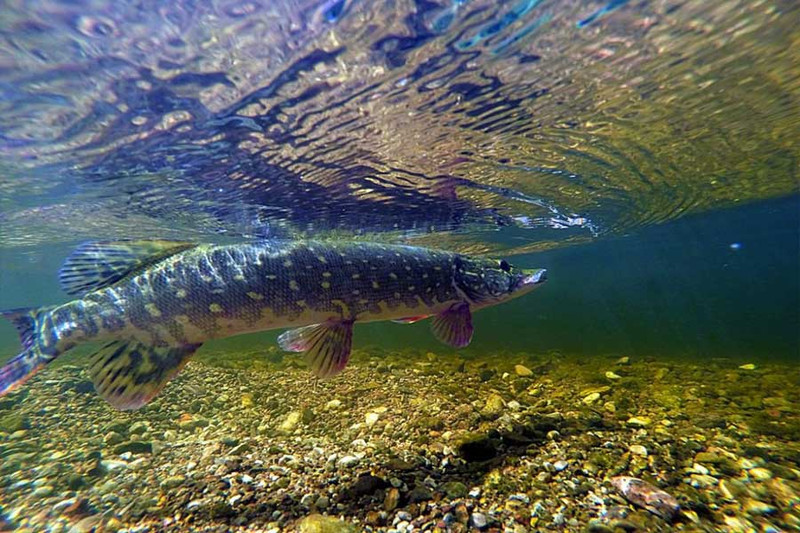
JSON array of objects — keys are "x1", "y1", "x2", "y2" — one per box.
[
  {"x1": 507, "y1": 268, "x2": 547, "y2": 300},
  {"x1": 518, "y1": 268, "x2": 547, "y2": 288}
]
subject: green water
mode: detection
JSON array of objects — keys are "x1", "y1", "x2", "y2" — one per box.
[{"x1": 2, "y1": 195, "x2": 797, "y2": 362}]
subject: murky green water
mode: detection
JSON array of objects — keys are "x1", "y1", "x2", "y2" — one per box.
[{"x1": 0, "y1": 1, "x2": 798, "y2": 532}]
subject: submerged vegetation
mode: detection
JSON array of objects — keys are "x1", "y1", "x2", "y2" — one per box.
[{"x1": 0, "y1": 348, "x2": 797, "y2": 532}]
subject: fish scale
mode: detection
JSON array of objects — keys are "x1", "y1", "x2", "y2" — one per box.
[{"x1": 0, "y1": 239, "x2": 546, "y2": 410}]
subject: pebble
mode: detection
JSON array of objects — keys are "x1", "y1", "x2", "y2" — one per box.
[
  {"x1": 749, "y1": 467, "x2": 773, "y2": 481},
  {"x1": 315, "y1": 496, "x2": 330, "y2": 510},
  {"x1": 296, "y1": 514, "x2": 357, "y2": 533},
  {"x1": 31, "y1": 485, "x2": 54, "y2": 498},
  {"x1": 738, "y1": 363, "x2": 756, "y2": 370},
  {"x1": 280, "y1": 411, "x2": 302, "y2": 433},
  {"x1": 100, "y1": 459, "x2": 129, "y2": 471},
  {"x1": 365, "y1": 412, "x2": 380, "y2": 426},
  {"x1": 626, "y1": 416, "x2": 651, "y2": 427},
  {"x1": 582, "y1": 392, "x2": 600, "y2": 405},
  {"x1": 744, "y1": 499, "x2": 777, "y2": 516},
  {"x1": 629, "y1": 445, "x2": 648, "y2": 456},
  {"x1": 384, "y1": 488, "x2": 400, "y2": 511},
  {"x1": 690, "y1": 474, "x2": 718, "y2": 488},
  {"x1": 553, "y1": 460, "x2": 569, "y2": 472},
  {"x1": 481, "y1": 393, "x2": 505, "y2": 417},
  {"x1": 129, "y1": 421, "x2": 149, "y2": 435},
  {"x1": 616, "y1": 356, "x2": 630, "y2": 365},
  {"x1": 241, "y1": 393, "x2": 254, "y2": 408},
  {"x1": 160, "y1": 475, "x2": 186, "y2": 489},
  {"x1": 470, "y1": 512, "x2": 487, "y2": 529},
  {"x1": 605, "y1": 371, "x2": 622, "y2": 380},
  {"x1": 514, "y1": 364, "x2": 533, "y2": 377},
  {"x1": 103, "y1": 431, "x2": 124, "y2": 446},
  {"x1": 337, "y1": 455, "x2": 360, "y2": 467}
]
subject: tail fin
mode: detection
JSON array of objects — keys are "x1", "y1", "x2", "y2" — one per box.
[{"x1": 0, "y1": 307, "x2": 54, "y2": 397}]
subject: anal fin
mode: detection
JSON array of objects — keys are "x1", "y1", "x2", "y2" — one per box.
[
  {"x1": 431, "y1": 302, "x2": 473, "y2": 348},
  {"x1": 88, "y1": 340, "x2": 201, "y2": 410},
  {"x1": 277, "y1": 319, "x2": 354, "y2": 379}
]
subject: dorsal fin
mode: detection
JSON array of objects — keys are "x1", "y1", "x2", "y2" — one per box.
[{"x1": 59, "y1": 240, "x2": 197, "y2": 296}]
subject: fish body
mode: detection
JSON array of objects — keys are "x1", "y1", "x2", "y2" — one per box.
[{"x1": 0, "y1": 240, "x2": 546, "y2": 410}]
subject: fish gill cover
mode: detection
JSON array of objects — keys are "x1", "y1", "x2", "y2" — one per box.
[{"x1": 0, "y1": 0, "x2": 797, "y2": 253}]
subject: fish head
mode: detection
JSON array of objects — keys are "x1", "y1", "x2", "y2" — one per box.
[{"x1": 454, "y1": 255, "x2": 547, "y2": 307}]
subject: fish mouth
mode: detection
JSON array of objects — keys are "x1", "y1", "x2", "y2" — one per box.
[{"x1": 517, "y1": 268, "x2": 547, "y2": 289}]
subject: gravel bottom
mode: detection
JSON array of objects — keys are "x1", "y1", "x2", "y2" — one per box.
[{"x1": 0, "y1": 347, "x2": 798, "y2": 532}]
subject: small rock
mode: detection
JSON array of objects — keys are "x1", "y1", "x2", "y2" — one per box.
[
  {"x1": 743, "y1": 499, "x2": 777, "y2": 516},
  {"x1": 325, "y1": 399, "x2": 342, "y2": 409},
  {"x1": 610, "y1": 476, "x2": 680, "y2": 520},
  {"x1": 582, "y1": 392, "x2": 601, "y2": 405},
  {"x1": 0, "y1": 413, "x2": 29, "y2": 433},
  {"x1": 616, "y1": 356, "x2": 630, "y2": 365},
  {"x1": 605, "y1": 371, "x2": 622, "y2": 380},
  {"x1": 481, "y1": 393, "x2": 505, "y2": 418},
  {"x1": 241, "y1": 393, "x2": 254, "y2": 408},
  {"x1": 384, "y1": 487, "x2": 400, "y2": 511},
  {"x1": 514, "y1": 364, "x2": 533, "y2": 377},
  {"x1": 442, "y1": 481, "x2": 468, "y2": 499},
  {"x1": 31, "y1": 485, "x2": 54, "y2": 498},
  {"x1": 629, "y1": 445, "x2": 648, "y2": 457},
  {"x1": 315, "y1": 495, "x2": 330, "y2": 510},
  {"x1": 738, "y1": 363, "x2": 756, "y2": 370},
  {"x1": 690, "y1": 474, "x2": 718, "y2": 488},
  {"x1": 337, "y1": 455, "x2": 360, "y2": 467},
  {"x1": 470, "y1": 512, "x2": 488, "y2": 529},
  {"x1": 586, "y1": 519, "x2": 614, "y2": 533},
  {"x1": 129, "y1": 421, "x2": 149, "y2": 435},
  {"x1": 626, "y1": 416, "x2": 651, "y2": 428},
  {"x1": 297, "y1": 514, "x2": 357, "y2": 533},
  {"x1": 113, "y1": 441, "x2": 152, "y2": 455},
  {"x1": 553, "y1": 460, "x2": 569, "y2": 472},
  {"x1": 280, "y1": 411, "x2": 302, "y2": 433},
  {"x1": 228, "y1": 442, "x2": 250, "y2": 455},
  {"x1": 408, "y1": 485, "x2": 433, "y2": 503},
  {"x1": 103, "y1": 432, "x2": 124, "y2": 446},
  {"x1": 160, "y1": 475, "x2": 186, "y2": 490},
  {"x1": 365, "y1": 412, "x2": 380, "y2": 426},
  {"x1": 749, "y1": 467, "x2": 773, "y2": 481}
]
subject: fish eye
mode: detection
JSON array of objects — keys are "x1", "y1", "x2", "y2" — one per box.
[{"x1": 499, "y1": 259, "x2": 511, "y2": 272}]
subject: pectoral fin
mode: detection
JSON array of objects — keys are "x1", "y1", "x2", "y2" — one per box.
[
  {"x1": 277, "y1": 319, "x2": 354, "y2": 378},
  {"x1": 431, "y1": 302, "x2": 473, "y2": 348},
  {"x1": 88, "y1": 340, "x2": 202, "y2": 410}
]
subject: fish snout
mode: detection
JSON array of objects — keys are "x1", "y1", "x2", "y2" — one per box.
[
  {"x1": 515, "y1": 268, "x2": 547, "y2": 291},
  {"x1": 528, "y1": 268, "x2": 547, "y2": 284}
]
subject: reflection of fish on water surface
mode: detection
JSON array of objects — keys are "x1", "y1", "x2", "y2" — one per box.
[{"x1": 0, "y1": 240, "x2": 547, "y2": 410}]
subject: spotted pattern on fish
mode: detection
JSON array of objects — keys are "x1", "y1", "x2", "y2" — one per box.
[{"x1": 0, "y1": 240, "x2": 547, "y2": 410}]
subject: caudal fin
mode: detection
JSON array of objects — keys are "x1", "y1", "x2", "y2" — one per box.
[{"x1": 0, "y1": 307, "x2": 54, "y2": 397}]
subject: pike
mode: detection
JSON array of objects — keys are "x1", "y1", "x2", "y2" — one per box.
[{"x1": 0, "y1": 240, "x2": 546, "y2": 410}]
